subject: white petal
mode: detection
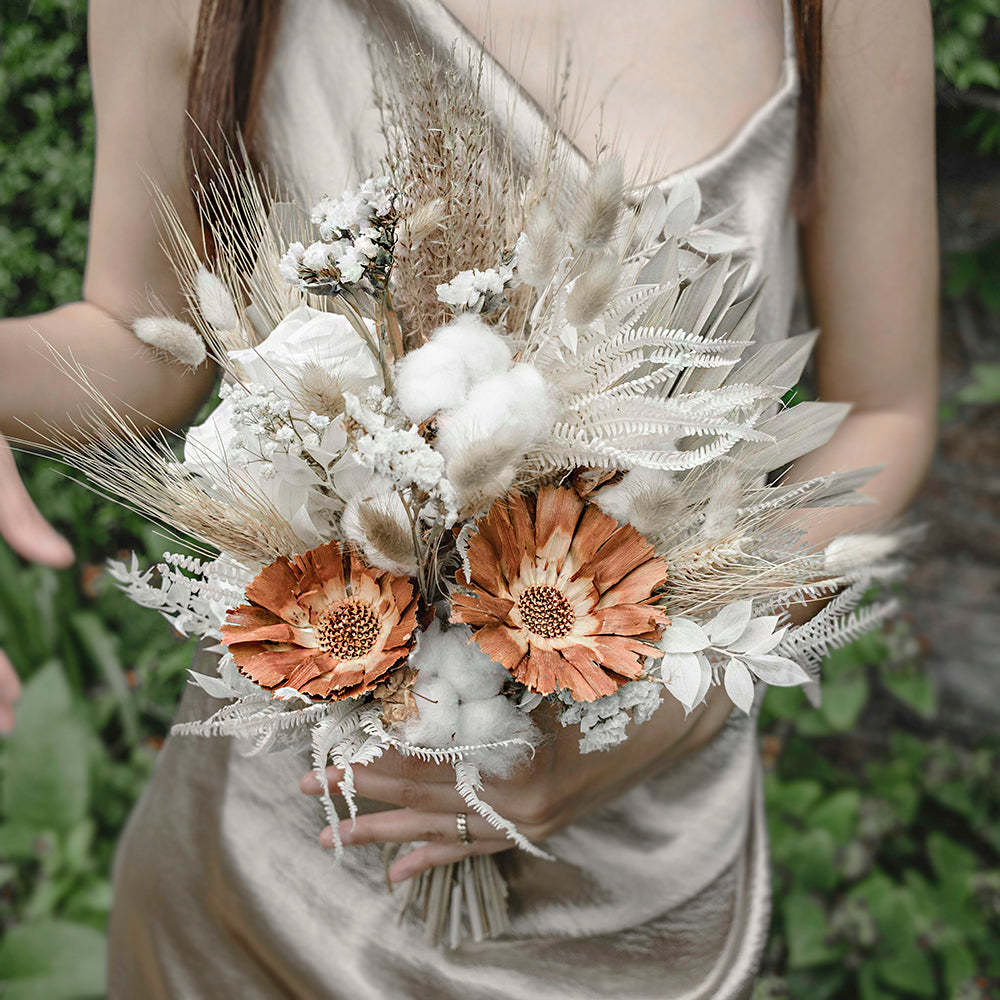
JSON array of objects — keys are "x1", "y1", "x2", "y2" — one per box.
[
  {"x1": 728, "y1": 616, "x2": 784, "y2": 655},
  {"x1": 269, "y1": 452, "x2": 321, "y2": 486},
  {"x1": 663, "y1": 174, "x2": 702, "y2": 235},
  {"x1": 705, "y1": 601, "x2": 754, "y2": 646},
  {"x1": 723, "y1": 659, "x2": 755, "y2": 714},
  {"x1": 187, "y1": 670, "x2": 239, "y2": 700},
  {"x1": 660, "y1": 652, "x2": 705, "y2": 711},
  {"x1": 659, "y1": 619, "x2": 711, "y2": 654},
  {"x1": 743, "y1": 654, "x2": 811, "y2": 687}
]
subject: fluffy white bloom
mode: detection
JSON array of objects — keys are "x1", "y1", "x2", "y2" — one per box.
[
  {"x1": 228, "y1": 305, "x2": 378, "y2": 401},
  {"x1": 436, "y1": 267, "x2": 505, "y2": 312},
  {"x1": 429, "y1": 315, "x2": 513, "y2": 384},
  {"x1": 133, "y1": 316, "x2": 206, "y2": 367},
  {"x1": 401, "y1": 622, "x2": 532, "y2": 775},
  {"x1": 658, "y1": 601, "x2": 811, "y2": 715},
  {"x1": 394, "y1": 316, "x2": 514, "y2": 424},
  {"x1": 394, "y1": 342, "x2": 470, "y2": 423},
  {"x1": 434, "y1": 363, "x2": 553, "y2": 462},
  {"x1": 278, "y1": 242, "x2": 306, "y2": 284}
]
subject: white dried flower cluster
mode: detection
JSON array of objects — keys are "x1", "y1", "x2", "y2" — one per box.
[
  {"x1": 280, "y1": 177, "x2": 396, "y2": 292},
  {"x1": 658, "y1": 601, "x2": 811, "y2": 715},
  {"x1": 558, "y1": 681, "x2": 663, "y2": 753},
  {"x1": 436, "y1": 267, "x2": 505, "y2": 313},
  {"x1": 345, "y1": 392, "x2": 459, "y2": 528}
]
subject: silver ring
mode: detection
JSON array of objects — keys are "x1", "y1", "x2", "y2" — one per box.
[{"x1": 456, "y1": 812, "x2": 474, "y2": 846}]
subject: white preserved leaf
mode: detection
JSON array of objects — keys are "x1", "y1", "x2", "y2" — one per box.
[
  {"x1": 187, "y1": 670, "x2": 240, "y2": 700},
  {"x1": 705, "y1": 601, "x2": 754, "y2": 646},
  {"x1": 659, "y1": 619, "x2": 711, "y2": 653},
  {"x1": 663, "y1": 174, "x2": 702, "y2": 235},
  {"x1": 728, "y1": 616, "x2": 786, "y2": 656},
  {"x1": 743, "y1": 654, "x2": 811, "y2": 687},
  {"x1": 723, "y1": 658, "x2": 755, "y2": 714},
  {"x1": 660, "y1": 652, "x2": 707, "y2": 711}
]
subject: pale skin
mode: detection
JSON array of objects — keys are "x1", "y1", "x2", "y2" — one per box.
[{"x1": 0, "y1": 0, "x2": 936, "y2": 886}]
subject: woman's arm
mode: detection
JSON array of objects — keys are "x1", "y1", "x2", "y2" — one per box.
[
  {"x1": 0, "y1": 0, "x2": 214, "y2": 443},
  {"x1": 299, "y1": 0, "x2": 940, "y2": 879},
  {"x1": 0, "y1": 0, "x2": 211, "y2": 727},
  {"x1": 791, "y1": 0, "x2": 938, "y2": 539}
]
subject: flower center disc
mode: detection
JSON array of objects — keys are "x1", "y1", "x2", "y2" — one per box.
[
  {"x1": 517, "y1": 585, "x2": 575, "y2": 639},
  {"x1": 316, "y1": 599, "x2": 382, "y2": 660}
]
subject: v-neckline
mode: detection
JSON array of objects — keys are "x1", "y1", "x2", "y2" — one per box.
[{"x1": 412, "y1": 0, "x2": 798, "y2": 189}]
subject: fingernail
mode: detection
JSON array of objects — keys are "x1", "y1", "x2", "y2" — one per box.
[{"x1": 299, "y1": 772, "x2": 323, "y2": 794}]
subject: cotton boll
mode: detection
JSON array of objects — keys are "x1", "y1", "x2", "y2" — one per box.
[
  {"x1": 456, "y1": 696, "x2": 525, "y2": 747},
  {"x1": 414, "y1": 621, "x2": 510, "y2": 700},
  {"x1": 133, "y1": 317, "x2": 206, "y2": 367},
  {"x1": 404, "y1": 676, "x2": 460, "y2": 747},
  {"x1": 435, "y1": 364, "x2": 554, "y2": 461},
  {"x1": 430, "y1": 314, "x2": 513, "y2": 385},
  {"x1": 394, "y1": 341, "x2": 470, "y2": 423}
]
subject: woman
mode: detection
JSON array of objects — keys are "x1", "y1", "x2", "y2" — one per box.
[{"x1": 0, "y1": 0, "x2": 937, "y2": 996}]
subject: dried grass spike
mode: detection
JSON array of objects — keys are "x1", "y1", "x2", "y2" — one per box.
[
  {"x1": 569, "y1": 159, "x2": 625, "y2": 250},
  {"x1": 565, "y1": 254, "x2": 620, "y2": 328},
  {"x1": 195, "y1": 267, "x2": 239, "y2": 331},
  {"x1": 133, "y1": 317, "x2": 207, "y2": 368},
  {"x1": 516, "y1": 202, "x2": 567, "y2": 290}
]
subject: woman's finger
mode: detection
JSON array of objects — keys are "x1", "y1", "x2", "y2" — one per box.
[
  {"x1": 302, "y1": 766, "x2": 471, "y2": 814},
  {"x1": 323, "y1": 807, "x2": 503, "y2": 849},
  {"x1": 387, "y1": 840, "x2": 512, "y2": 883},
  {"x1": 0, "y1": 436, "x2": 74, "y2": 567}
]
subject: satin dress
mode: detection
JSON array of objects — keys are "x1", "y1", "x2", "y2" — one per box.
[{"x1": 107, "y1": 1, "x2": 804, "y2": 996}]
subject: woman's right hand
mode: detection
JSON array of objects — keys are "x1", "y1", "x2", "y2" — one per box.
[{"x1": 0, "y1": 433, "x2": 74, "y2": 733}]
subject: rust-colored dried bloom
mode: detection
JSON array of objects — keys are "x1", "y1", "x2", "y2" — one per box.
[
  {"x1": 450, "y1": 486, "x2": 668, "y2": 701},
  {"x1": 223, "y1": 541, "x2": 419, "y2": 700}
]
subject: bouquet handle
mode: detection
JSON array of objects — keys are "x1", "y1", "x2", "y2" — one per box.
[{"x1": 385, "y1": 847, "x2": 511, "y2": 948}]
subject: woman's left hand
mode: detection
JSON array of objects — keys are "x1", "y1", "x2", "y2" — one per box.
[{"x1": 299, "y1": 684, "x2": 734, "y2": 883}]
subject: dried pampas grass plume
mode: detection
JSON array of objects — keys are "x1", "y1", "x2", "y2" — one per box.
[
  {"x1": 569, "y1": 158, "x2": 625, "y2": 250},
  {"x1": 342, "y1": 493, "x2": 417, "y2": 576},
  {"x1": 132, "y1": 316, "x2": 207, "y2": 368},
  {"x1": 195, "y1": 267, "x2": 239, "y2": 331},
  {"x1": 565, "y1": 253, "x2": 620, "y2": 328},
  {"x1": 516, "y1": 202, "x2": 567, "y2": 290}
]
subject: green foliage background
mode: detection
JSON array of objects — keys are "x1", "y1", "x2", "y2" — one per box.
[{"x1": 0, "y1": 2, "x2": 998, "y2": 998}]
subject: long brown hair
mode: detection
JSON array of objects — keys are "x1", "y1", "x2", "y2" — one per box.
[{"x1": 186, "y1": 0, "x2": 823, "y2": 211}]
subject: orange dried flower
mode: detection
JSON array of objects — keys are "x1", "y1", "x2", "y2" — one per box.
[
  {"x1": 222, "y1": 541, "x2": 420, "y2": 700},
  {"x1": 450, "y1": 486, "x2": 668, "y2": 701}
]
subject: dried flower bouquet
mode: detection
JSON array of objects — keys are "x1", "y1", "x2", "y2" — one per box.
[{"x1": 40, "y1": 51, "x2": 906, "y2": 947}]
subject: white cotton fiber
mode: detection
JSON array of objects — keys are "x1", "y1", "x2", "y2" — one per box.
[
  {"x1": 455, "y1": 697, "x2": 525, "y2": 747},
  {"x1": 430, "y1": 315, "x2": 513, "y2": 385},
  {"x1": 394, "y1": 341, "x2": 470, "y2": 423},
  {"x1": 405, "y1": 675, "x2": 460, "y2": 747},
  {"x1": 434, "y1": 364, "x2": 553, "y2": 461},
  {"x1": 429, "y1": 624, "x2": 510, "y2": 701}
]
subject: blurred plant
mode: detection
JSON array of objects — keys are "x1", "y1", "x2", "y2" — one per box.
[{"x1": 757, "y1": 623, "x2": 1000, "y2": 1000}]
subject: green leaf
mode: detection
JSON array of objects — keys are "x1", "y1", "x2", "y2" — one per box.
[
  {"x1": 70, "y1": 611, "x2": 139, "y2": 746},
  {"x1": 809, "y1": 790, "x2": 861, "y2": 844},
  {"x1": 956, "y1": 363, "x2": 1000, "y2": 405},
  {"x1": 880, "y1": 662, "x2": 937, "y2": 719},
  {"x1": 0, "y1": 919, "x2": 105, "y2": 999},
  {"x1": 819, "y1": 672, "x2": 870, "y2": 732},
  {"x1": 0, "y1": 662, "x2": 91, "y2": 832},
  {"x1": 783, "y1": 893, "x2": 841, "y2": 968}
]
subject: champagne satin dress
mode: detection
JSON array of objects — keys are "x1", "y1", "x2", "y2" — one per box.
[{"x1": 107, "y1": 1, "x2": 803, "y2": 996}]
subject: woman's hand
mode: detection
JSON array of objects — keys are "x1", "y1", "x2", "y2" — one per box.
[
  {"x1": 300, "y1": 686, "x2": 734, "y2": 882},
  {"x1": 0, "y1": 433, "x2": 74, "y2": 733}
]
